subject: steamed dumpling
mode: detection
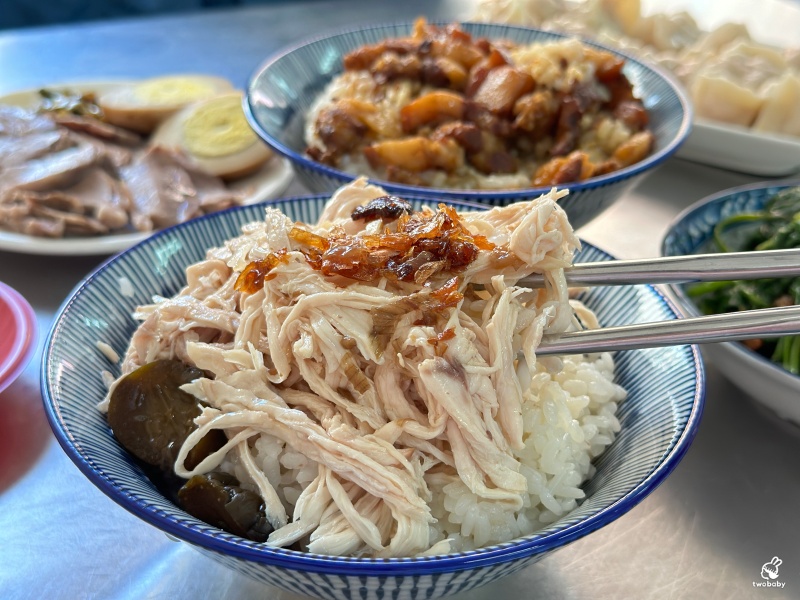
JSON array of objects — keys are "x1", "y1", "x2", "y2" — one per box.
[
  {"x1": 600, "y1": 0, "x2": 641, "y2": 37},
  {"x1": 753, "y1": 73, "x2": 800, "y2": 136},
  {"x1": 640, "y1": 11, "x2": 702, "y2": 53},
  {"x1": 673, "y1": 23, "x2": 750, "y2": 84},
  {"x1": 691, "y1": 76, "x2": 763, "y2": 126},
  {"x1": 690, "y1": 41, "x2": 787, "y2": 126},
  {"x1": 784, "y1": 47, "x2": 800, "y2": 71},
  {"x1": 693, "y1": 22, "x2": 750, "y2": 55},
  {"x1": 473, "y1": 0, "x2": 564, "y2": 27}
]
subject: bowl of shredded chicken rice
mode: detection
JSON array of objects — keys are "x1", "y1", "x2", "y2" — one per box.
[{"x1": 42, "y1": 181, "x2": 703, "y2": 600}]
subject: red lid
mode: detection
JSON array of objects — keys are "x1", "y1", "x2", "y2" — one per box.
[{"x1": 0, "y1": 282, "x2": 37, "y2": 394}]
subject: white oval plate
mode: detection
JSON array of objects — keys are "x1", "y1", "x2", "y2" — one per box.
[
  {"x1": 0, "y1": 81, "x2": 295, "y2": 256},
  {"x1": 677, "y1": 119, "x2": 800, "y2": 177},
  {"x1": 622, "y1": 0, "x2": 800, "y2": 176}
]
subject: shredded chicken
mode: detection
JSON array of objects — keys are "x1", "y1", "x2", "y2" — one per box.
[{"x1": 104, "y1": 178, "x2": 602, "y2": 557}]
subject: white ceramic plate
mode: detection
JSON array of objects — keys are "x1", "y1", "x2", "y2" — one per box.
[
  {"x1": 677, "y1": 119, "x2": 800, "y2": 176},
  {"x1": 0, "y1": 81, "x2": 295, "y2": 256},
  {"x1": 635, "y1": 0, "x2": 800, "y2": 176}
]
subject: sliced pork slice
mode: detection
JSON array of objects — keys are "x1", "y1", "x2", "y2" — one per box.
[
  {"x1": 59, "y1": 168, "x2": 130, "y2": 230},
  {"x1": 0, "y1": 105, "x2": 257, "y2": 239},
  {"x1": 0, "y1": 129, "x2": 69, "y2": 167},
  {"x1": 0, "y1": 194, "x2": 64, "y2": 237},
  {"x1": 34, "y1": 203, "x2": 108, "y2": 235},
  {"x1": 191, "y1": 176, "x2": 241, "y2": 214},
  {"x1": 2, "y1": 188, "x2": 83, "y2": 214},
  {"x1": 0, "y1": 141, "x2": 98, "y2": 193},
  {"x1": 19, "y1": 216, "x2": 65, "y2": 237},
  {"x1": 0, "y1": 105, "x2": 57, "y2": 137},
  {"x1": 120, "y1": 146, "x2": 203, "y2": 232},
  {"x1": 68, "y1": 130, "x2": 135, "y2": 169},
  {"x1": 0, "y1": 190, "x2": 108, "y2": 236},
  {"x1": 121, "y1": 147, "x2": 245, "y2": 232},
  {"x1": 52, "y1": 113, "x2": 142, "y2": 146},
  {"x1": 0, "y1": 166, "x2": 130, "y2": 233},
  {"x1": 164, "y1": 149, "x2": 246, "y2": 213}
]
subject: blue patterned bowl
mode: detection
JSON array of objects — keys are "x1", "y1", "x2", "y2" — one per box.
[
  {"x1": 244, "y1": 22, "x2": 692, "y2": 229},
  {"x1": 662, "y1": 180, "x2": 800, "y2": 427},
  {"x1": 43, "y1": 195, "x2": 703, "y2": 600}
]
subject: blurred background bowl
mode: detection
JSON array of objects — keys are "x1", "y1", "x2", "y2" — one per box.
[
  {"x1": 244, "y1": 22, "x2": 692, "y2": 230},
  {"x1": 662, "y1": 180, "x2": 800, "y2": 427},
  {"x1": 43, "y1": 194, "x2": 703, "y2": 600},
  {"x1": 0, "y1": 281, "x2": 37, "y2": 394}
]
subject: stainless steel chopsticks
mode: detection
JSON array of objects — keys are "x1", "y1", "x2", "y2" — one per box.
[
  {"x1": 537, "y1": 305, "x2": 800, "y2": 355},
  {"x1": 520, "y1": 248, "x2": 800, "y2": 288}
]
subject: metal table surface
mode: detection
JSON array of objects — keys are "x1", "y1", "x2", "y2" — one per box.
[{"x1": 0, "y1": 2, "x2": 798, "y2": 599}]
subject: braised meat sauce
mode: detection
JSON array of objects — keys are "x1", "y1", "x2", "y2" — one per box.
[{"x1": 306, "y1": 18, "x2": 654, "y2": 189}]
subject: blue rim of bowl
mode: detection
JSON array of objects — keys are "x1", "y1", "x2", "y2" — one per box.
[
  {"x1": 42, "y1": 194, "x2": 705, "y2": 576},
  {"x1": 662, "y1": 178, "x2": 800, "y2": 384},
  {"x1": 243, "y1": 20, "x2": 693, "y2": 201}
]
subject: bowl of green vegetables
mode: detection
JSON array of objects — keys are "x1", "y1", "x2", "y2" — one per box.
[{"x1": 662, "y1": 180, "x2": 800, "y2": 426}]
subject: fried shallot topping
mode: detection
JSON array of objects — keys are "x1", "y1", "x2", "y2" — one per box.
[
  {"x1": 235, "y1": 249, "x2": 289, "y2": 293},
  {"x1": 351, "y1": 195, "x2": 414, "y2": 223},
  {"x1": 235, "y1": 202, "x2": 496, "y2": 296},
  {"x1": 371, "y1": 278, "x2": 463, "y2": 353},
  {"x1": 292, "y1": 203, "x2": 494, "y2": 283},
  {"x1": 427, "y1": 326, "x2": 456, "y2": 356}
]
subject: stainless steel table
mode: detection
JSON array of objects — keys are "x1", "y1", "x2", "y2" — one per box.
[{"x1": 1, "y1": 2, "x2": 799, "y2": 599}]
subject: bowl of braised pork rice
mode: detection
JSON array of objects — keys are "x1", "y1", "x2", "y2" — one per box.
[{"x1": 245, "y1": 19, "x2": 691, "y2": 229}]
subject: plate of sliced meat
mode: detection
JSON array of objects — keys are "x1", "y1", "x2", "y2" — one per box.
[{"x1": 0, "y1": 80, "x2": 294, "y2": 255}]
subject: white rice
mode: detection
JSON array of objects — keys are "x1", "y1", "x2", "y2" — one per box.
[
  {"x1": 96, "y1": 341, "x2": 120, "y2": 363},
  {"x1": 117, "y1": 276, "x2": 135, "y2": 298},
  {"x1": 430, "y1": 351, "x2": 624, "y2": 550}
]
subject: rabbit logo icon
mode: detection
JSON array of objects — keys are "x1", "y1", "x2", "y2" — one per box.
[
  {"x1": 753, "y1": 557, "x2": 785, "y2": 588},
  {"x1": 761, "y1": 557, "x2": 782, "y2": 580}
]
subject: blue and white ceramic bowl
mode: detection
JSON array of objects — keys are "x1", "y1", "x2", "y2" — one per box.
[
  {"x1": 43, "y1": 195, "x2": 703, "y2": 600},
  {"x1": 244, "y1": 22, "x2": 692, "y2": 230},
  {"x1": 662, "y1": 180, "x2": 800, "y2": 427}
]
